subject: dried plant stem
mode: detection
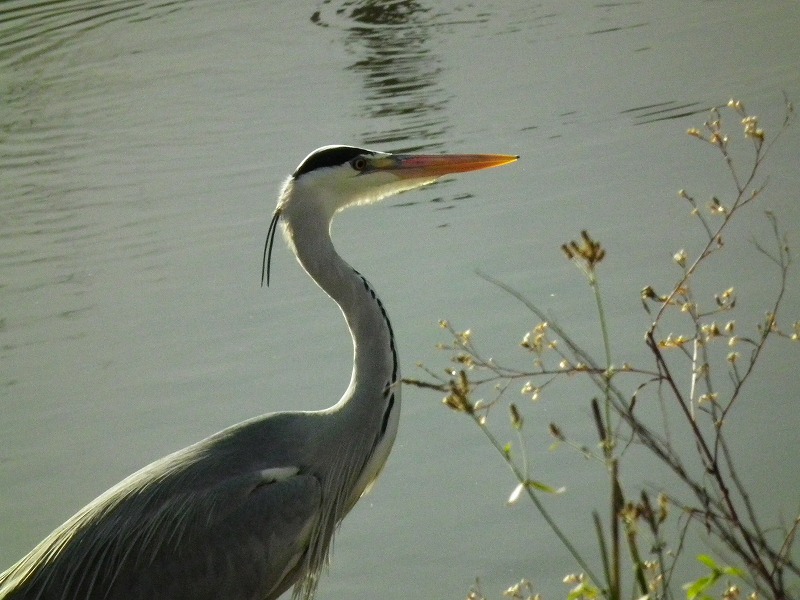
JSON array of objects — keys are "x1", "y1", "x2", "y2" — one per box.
[{"x1": 407, "y1": 99, "x2": 797, "y2": 600}]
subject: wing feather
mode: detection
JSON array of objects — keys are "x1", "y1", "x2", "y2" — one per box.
[{"x1": 0, "y1": 467, "x2": 322, "y2": 600}]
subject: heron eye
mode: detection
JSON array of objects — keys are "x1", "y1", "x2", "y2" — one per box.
[{"x1": 351, "y1": 158, "x2": 368, "y2": 171}]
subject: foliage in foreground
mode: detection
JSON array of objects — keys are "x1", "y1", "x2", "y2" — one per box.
[{"x1": 406, "y1": 99, "x2": 798, "y2": 600}]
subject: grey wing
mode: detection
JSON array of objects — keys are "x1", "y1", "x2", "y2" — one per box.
[{"x1": 0, "y1": 468, "x2": 322, "y2": 600}]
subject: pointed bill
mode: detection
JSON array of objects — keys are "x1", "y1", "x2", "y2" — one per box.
[{"x1": 376, "y1": 153, "x2": 519, "y2": 179}]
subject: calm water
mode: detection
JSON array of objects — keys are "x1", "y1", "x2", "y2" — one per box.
[{"x1": 2, "y1": 1, "x2": 799, "y2": 598}]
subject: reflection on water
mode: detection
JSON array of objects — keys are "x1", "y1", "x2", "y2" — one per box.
[
  {"x1": 623, "y1": 100, "x2": 711, "y2": 125},
  {"x1": 309, "y1": 0, "x2": 722, "y2": 152},
  {"x1": 313, "y1": 0, "x2": 452, "y2": 151}
]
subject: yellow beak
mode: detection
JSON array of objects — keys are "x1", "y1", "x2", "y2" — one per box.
[{"x1": 375, "y1": 153, "x2": 519, "y2": 179}]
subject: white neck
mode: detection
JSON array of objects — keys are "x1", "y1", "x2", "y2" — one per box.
[{"x1": 281, "y1": 200, "x2": 400, "y2": 459}]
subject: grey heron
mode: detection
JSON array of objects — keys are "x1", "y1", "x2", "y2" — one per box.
[{"x1": 0, "y1": 145, "x2": 518, "y2": 600}]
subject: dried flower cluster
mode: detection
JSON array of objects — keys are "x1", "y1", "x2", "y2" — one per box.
[
  {"x1": 686, "y1": 99, "x2": 767, "y2": 150},
  {"x1": 561, "y1": 230, "x2": 605, "y2": 273},
  {"x1": 406, "y1": 99, "x2": 797, "y2": 600}
]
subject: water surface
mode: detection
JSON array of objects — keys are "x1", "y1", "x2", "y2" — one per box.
[{"x1": 2, "y1": 1, "x2": 799, "y2": 598}]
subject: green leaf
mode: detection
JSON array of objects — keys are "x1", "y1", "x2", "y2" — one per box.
[
  {"x1": 503, "y1": 442, "x2": 512, "y2": 458},
  {"x1": 527, "y1": 479, "x2": 566, "y2": 494},
  {"x1": 696, "y1": 554, "x2": 721, "y2": 571},
  {"x1": 721, "y1": 565, "x2": 745, "y2": 578},
  {"x1": 684, "y1": 575, "x2": 716, "y2": 600},
  {"x1": 566, "y1": 582, "x2": 599, "y2": 600}
]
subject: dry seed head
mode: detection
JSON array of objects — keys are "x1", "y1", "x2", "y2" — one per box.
[
  {"x1": 723, "y1": 585, "x2": 741, "y2": 600},
  {"x1": 742, "y1": 115, "x2": 765, "y2": 141},
  {"x1": 687, "y1": 127, "x2": 704, "y2": 140},
  {"x1": 521, "y1": 331, "x2": 532, "y2": 349},
  {"x1": 641, "y1": 286, "x2": 669, "y2": 303},
  {"x1": 619, "y1": 502, "x2": 641, "y2": 527},
  {"x1": 505, "y1": 581, "x2": 523, "y2": 595},
  {"x1": 468, "y1": 582, "x2": 487, "y2": 600},
  {"x1": 562, "y1": 230, "x2": 606, "y2": 270},
  {"x1": 549, "y1": 422, "x2": 565, "y2": 441},
  {"x1": 710, "y1": 131, "x2": 728, "y2": 148},
  {"x1": 709, "y1": 197, "x2": 728, "y2": 215},
  {"x1": 443, "y1": 394, "x2": 464, "y2": 412},
  {"x1": 765, "y1": 312, "x2": 778, "y2": 331},
  {"x1": 649, "y1": 573, "x2": 665, "y2": 591},
  {"x1": 727, "y1": 98, "x2": 745, "y2": 114},
  {"x1": 454, "y1": 353, "x2": 475, "y2": 367},
  {"x1": 659, "y1": 333, "x2": 691, "y2": 349},
  {"x1": 521, "y1": 382, "x2": 541, "y2": 401},
  {"x1": 673, "y1": 248, "x2": 688, "y2": 267},
  {"x1": 657, "y1": 493, "x2": 669, "y2": 522},
  {"x1": 698, "y1": 392, "x2": 718, "y2": 404},
  {"x1": 503, "y1": 580, "x2": 527, "y2": 599},
  {"x1": 443, "y1": 393, "x2": 472, "y2": 413},
  {"x1": 443, "y1": 370, "x2": 474, "y2": 413},
  {"x1": 521, "y1": 330, "x2": 547, "y2": 353},
  {"x1": 509, "y1": 403, "x2": 524, "y2": 429},
  {"x1": 701, "y1": 322, "x2": 721, "y2": 339},
  {"x1": 716, "y1": 287, "x2": 736, "y2": 308},
  {"x1": 727, "y1": 351, "x2": 740, "y2": 363}
]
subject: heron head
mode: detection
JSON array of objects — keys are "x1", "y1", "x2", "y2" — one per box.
[
  {"x1": 263, "y1": 145, "x2": 518, "y2": 286},
  {"x1": 279, "y1": 145, "x2": 518, "y2": 219}
]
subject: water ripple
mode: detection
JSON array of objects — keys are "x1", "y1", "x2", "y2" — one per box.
[
  {"x1": 0, "y1": 1, "x2": 198, "y2": 358},
  {"x1": 313, "y1": 0, "x2": 461, "y2": 151},
  {"x1": 622, "y1": 101, "x2": 713, "y2": 125},
  {"x1": 0, "y1": 0, "x2": 188, "y2": 68}
]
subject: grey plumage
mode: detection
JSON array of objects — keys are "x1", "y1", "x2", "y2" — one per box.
[{"x1": 0, "y1": 146, "x2": 517, "y2": 599}]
